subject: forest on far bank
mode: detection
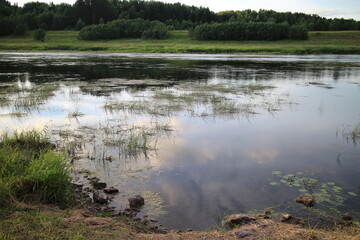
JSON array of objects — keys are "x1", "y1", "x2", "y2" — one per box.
[{"x1": 1, "y1": 0, "x2": 359, "y2": 39}]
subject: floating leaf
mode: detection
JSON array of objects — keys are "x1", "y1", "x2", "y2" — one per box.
[
  {"x1": 299, "y1": 189, "x2": 308, "y2": 193},
  {"x1": 296, "y1": 172, "x2": 303, "y2": 175},
  {"x1": 320, "y1": 189, "x2": 328, "y2": 194},
  {"x1": 293, "y1": 183, "x2": 301, "y2": 187},
  {"x1": 332, "y1": 186, "x2": 342, "y2": 192},
  {"x1": 269, "y1": 182, "x2": 280, "y2": 186},
  {"x1": 283, "y1": 174, "x2": 295, "y2": 179},
  {"x1": 308, "y1": 178, "x2": 318, "y2": 183},
  {"x1": 272, "y1": 171, "x2": 282, "y2": 176},
  {"x1": 320, "y1": 183, "x2": 328, "y2": 188},
  {"x1": 280, "y1": 179, "x2": 288, "y2": 184},
  {"x1": 348, "y1": 192, "x2": 358, "y2": 197},
  {"x1": 327, "y1": 182, "x2": 336, "y2": 185}
]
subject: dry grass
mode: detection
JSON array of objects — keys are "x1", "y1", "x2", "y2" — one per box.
[
  {"x1": 0, "y1": 208, "x2": 137, "y2": 240},
  {"x1": 0, "y1": 206, "x2": 359, "y2": 240},
  {"x1": 140, "y1": 219, "x2": 360, "y2": 240}
]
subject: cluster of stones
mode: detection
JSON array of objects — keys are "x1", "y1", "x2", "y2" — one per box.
[{"x1": 72, "y1": 175, "x2": 166, "y2": 232}]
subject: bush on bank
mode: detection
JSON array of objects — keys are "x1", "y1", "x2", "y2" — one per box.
[
  {"x1": 78, "y1": 18, "x2": 169, "y2": 40},
  {"x1": 191, "y1": 22, "x2": 308, "y2": 41}
]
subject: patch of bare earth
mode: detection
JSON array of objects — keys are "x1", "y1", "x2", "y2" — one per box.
[{"x1": 139, "y1": 218, "x2": 360, "y2": 240}]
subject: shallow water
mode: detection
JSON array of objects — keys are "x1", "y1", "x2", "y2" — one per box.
[{"x1": 0, "y1": 53, "x2": 359, "y2": 230}]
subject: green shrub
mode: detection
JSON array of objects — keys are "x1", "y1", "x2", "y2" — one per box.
[
  {"x1": 34, "y1": 28, "x2": 46, "y2": 42},
  {"x1": 141, "y1": 22, "x2": 169, "y2": 39},
  {"x1": 192, "y1": 22, "x2": 306, "y2": 41},
  {"x1": 78, "y1": 18, "x2": 169, "y2": 40}
]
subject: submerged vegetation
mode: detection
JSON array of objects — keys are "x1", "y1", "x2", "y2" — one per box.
[
  {"x1": 104, "y1": 82, "x2": 282, "y2": 118},
  {"x1": 0, "y1": 131, "x2": 73, "y2": 208},
  {"x1": 270, "y1": 171, "x2": 359, "y2": 218},
  {"x1": 343, "y1": 123, "x2": 360, "y2": 144},
  {"x1": 0, "y1": 82, "x2": 59, "y2": 116},
  {"x1": 0, "y1": 54, "x2": 359, "y2": 238}
]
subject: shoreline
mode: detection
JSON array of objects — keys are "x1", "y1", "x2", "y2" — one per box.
[{"x1": 1, "y1": 202, "x2": 359, "y2": 239}]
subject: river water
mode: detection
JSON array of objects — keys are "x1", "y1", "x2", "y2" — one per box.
[{"x1": 0, "y1": 53, "x2": 359, "y2": 230}]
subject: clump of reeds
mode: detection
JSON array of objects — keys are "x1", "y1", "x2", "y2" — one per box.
[{"x1": 343, "y1": 123, "x2": 360, "y2": 144}]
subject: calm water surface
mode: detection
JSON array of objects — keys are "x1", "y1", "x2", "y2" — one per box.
[{"x1": 0, "y1": 53, "x2": 359, "y2": 230}]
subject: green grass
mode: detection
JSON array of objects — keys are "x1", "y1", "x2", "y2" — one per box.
[
  {"x1": 0, "y1": 131, "x2": 73, "y2": 209},
  {"x1": 0, "y1": 30, "x2": 359, "y2": 54}
]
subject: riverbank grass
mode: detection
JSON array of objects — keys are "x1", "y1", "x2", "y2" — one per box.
[
  {"x1": 0, "y1": 30, "x2": 359, "y2": 54},
  {"x1": 0, "y1": 131, "x2": 73, "y2": 209}
]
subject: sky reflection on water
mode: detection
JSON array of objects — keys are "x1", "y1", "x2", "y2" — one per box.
[{"x1": 0, "y1": 53, "x2": 359, "y2": 230}]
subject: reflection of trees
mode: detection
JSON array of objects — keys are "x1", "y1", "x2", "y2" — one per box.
[{"x1": 0, "y1": 55, "x2": 359, "y2": 85}]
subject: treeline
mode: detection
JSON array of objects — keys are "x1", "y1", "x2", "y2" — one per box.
[
  {"x1": 78, "y1": 19, "x2": 168, "y2": 40},
  {"x1": 191, "y1": 22, "x2": 308, "y2": 41},
  {"x1": 218, "y1": 9, "x2": 360, "y2": 31},
  {"x1": 0, "y1": 0, "x2": 215, "y2": 36},
  {"x1": 0, "y1": 0, "x2": 359, "y2": 37}
]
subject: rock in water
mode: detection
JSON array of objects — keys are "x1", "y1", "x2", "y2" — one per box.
[
  {"x1": 128, "y1": 195, "x2": 145, "y2": 209},
  {"x1": 104, "y1": 186, "x2": 119, "y2": 194},
  {"x1": 295, "y1": 196, "x2": 315, "y2": 207},
  {"x1": 227, "y1": 214, "x2": 256, "y2": 228},
  {"x1": 92, "y1": 182, "x2": 107, "y2": 190},
  {"x1": 93, "y1": 190, "x2": 109, "y2": 204},
  {"x1": 342, "y1": 213, "x2": 352, "y2": 221},
  {"x1": 282, "y1": 214, "x2": 292, "y2": 222}
]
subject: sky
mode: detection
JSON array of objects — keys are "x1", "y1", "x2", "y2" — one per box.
[{"x1": 9, "y1": 0, "x2": 360, "y2": 20}]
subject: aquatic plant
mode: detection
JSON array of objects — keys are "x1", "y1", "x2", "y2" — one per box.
[
  {"x1": 12, "y1": 84, "x2": 59, "y2": 112},
  {"x1": 68, "y1": 109, "x2": 84, "y2": 118},
  {"x1": 270, "y1": 171, "x2": 358, "y2": 215},
  {"x1": 104, "y1": 126, "x2": 156, "y2": 158},
  {"x1": 141, "y1": 191, "x2": 167, "y2": 216},
  {"x1": 0, "y1": 96, "x2": 10, "y2": 107},
  {"x1": 343, "y1": 123, "x2": 360, "y2": 144}
]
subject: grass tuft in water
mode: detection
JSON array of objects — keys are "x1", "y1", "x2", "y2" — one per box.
[
  {"x1": 343, "y1": 123, "x2": 360, "y2": 144},
  {"x1": 104, "y1": 126, "x2": 156, "y2": 158},
  {"x1": 68, "y1": 109, "x2": 84, "y2": 118}
]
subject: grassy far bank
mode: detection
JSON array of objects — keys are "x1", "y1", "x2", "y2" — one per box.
[{"x1": 0, "y1": 30, "x2": 359, "y2": 54}]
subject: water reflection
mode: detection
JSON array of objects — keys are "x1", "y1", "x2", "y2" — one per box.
[{"x1": 0, "y1": 53, "x2": 359, "y2": 230}]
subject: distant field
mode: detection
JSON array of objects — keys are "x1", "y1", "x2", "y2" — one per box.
[{"x1": 0, "y1": 30, "x2": 359, "y2": 54}]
